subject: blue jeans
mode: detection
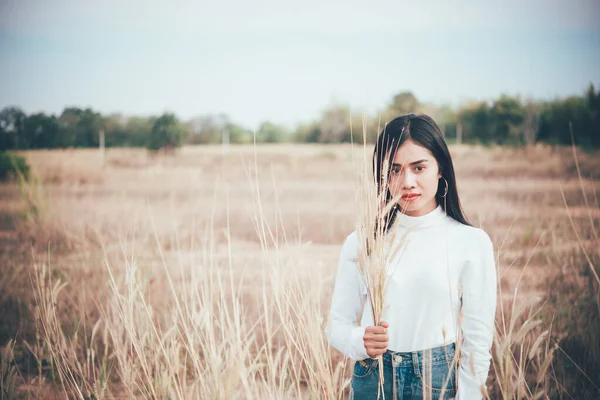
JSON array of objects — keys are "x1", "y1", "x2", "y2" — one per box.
[{"x1": 350, "y1": 343, "x2": 457, "y2": 400}]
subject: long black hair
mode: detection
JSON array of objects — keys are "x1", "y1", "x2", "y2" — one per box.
[{"x1": 373, "y1": 113, "x2": 470, "y2": 234}]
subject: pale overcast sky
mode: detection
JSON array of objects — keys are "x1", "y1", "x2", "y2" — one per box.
[{"x1": 1, "y1": 0, "x2": 599, "y2": 129}]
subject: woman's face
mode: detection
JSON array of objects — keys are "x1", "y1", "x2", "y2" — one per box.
[{"x1": 387, "y1": 140, "x2": 441, "y2": 217}]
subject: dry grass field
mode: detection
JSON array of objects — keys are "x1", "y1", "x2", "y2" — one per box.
[{"x1": 0, "y1": 143, "x2": 599, "y2": 399}]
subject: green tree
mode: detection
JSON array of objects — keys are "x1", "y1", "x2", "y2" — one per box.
[
  {"x1": 584, "y1": 83, "x2": 600, "y2": 148},
  {"x1": 522, "y1": 99, "x2": 542, "y2": 145},
  {"x1": 458, "y1": 102, "x2": 494, "y2": 145},
  {"x1": 226, "y1": 123, "x2": 252, "y2": 144},
  {"x1": 59, "y1": 107, "x2": 106, "y2": 147},
  {"x1": 0, "y1": 151, "x2": 30, "y2": 181},
  {"x1": 319, "y1": 105, "x2": 350, "y2": 143},
  {"x1": 23, "y1": 113, "x2": 61, "y2": 148},
  {"x1": 389, "y1": 92, "x2": 418, "y2": 115},
  {"x1": 186, "y1": 115, "x2": 230, "y2": 144},
  {"x1": 257, "y1": 121, "x2": 288, "y2": 143},
  {"x1": 123, "y1": 116, "x2": 155, "y2": 147},
  {"x1": 538, "y1": 97, "x2": 588, "y2": 146},
  {"x1": 293, "y1": 122, "x2": 321, "y2": 143},
  {"x1": 491, "y1": 95, "x2": 525, "y2": 145},
  {"x1": 421, "y1": 104, "x2": 457, "y2": 139},
  {"x1": 56, "y1": 107, "x2": 105, "y2": 148},
  {"x1": 102, "y1": 113, "x2": 126, "y2": 147},
  {"x1": 76, "y1": 108, "x2": 105, "y2": 147},
  {"x1": 0, "y1": 107, "x2": 26, "y2": 150},
  {"x1": 147, "y1": 113, "x2": 185, "y2": 151},
  {"x1": 102, "y1": 115, "x2": 154, "y2": 148},
  {"x1": 57, "y1": 107, "x2": 82, "y2": 147}
]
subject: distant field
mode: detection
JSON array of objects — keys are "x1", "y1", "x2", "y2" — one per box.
[{"x1": 0, "y1": 143, "x2": 598, "y2": 399}]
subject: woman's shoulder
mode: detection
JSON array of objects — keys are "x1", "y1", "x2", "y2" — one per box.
[
  {"x1": 447, "y1": 219, "x2": 493, "y2": 248},
  {"x1": 339, "y1": 230, "x2": 359, "y2": 253}
]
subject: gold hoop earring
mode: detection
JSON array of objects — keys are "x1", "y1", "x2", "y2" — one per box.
[{"x1": 441, "y1": 177, "x2": 448, "y2": 198}]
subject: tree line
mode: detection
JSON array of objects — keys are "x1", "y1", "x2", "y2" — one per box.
[{"x1": 1, "y1": 84, "x2": 598, "y2": 151}]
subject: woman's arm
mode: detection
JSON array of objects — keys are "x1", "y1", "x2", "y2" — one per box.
[
  {"x1": 325, "y1": 232, "x2": 370, "y2": 361},
  {"x1": 456, "y1": 229, "x2": 497, "y2": 400}
]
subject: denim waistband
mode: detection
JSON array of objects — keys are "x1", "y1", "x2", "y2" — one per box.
[{"x1": 380, "y1": 342, "x2": 456, "y2": 368}]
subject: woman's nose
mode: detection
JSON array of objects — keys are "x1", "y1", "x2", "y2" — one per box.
[{"x1": 402, "y1": 171, "x2": 416, "y2": 188}]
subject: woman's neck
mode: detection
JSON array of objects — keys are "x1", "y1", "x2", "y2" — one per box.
[{"x1": 395, "y1": 205, "x2": 445, "y2": 228}]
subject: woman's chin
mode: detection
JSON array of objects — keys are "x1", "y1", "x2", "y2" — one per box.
[
  {"x1": 399, "y1": 197, "x2": 420, "y2": 208},
  {"x1": 398, "y1": 198, "x2": 437, "y2": 216}
]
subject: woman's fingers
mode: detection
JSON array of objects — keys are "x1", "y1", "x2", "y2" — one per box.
[
  {"x1": 368, "y1": 325, "x2": 387, "y2": 334},
  {"x1": 363, "y1": 324, "x2": 389, "y2": 357},
  {"x1": 368, "y1": 341, "x2": 389, "y2": 349},
  {"x1": 366, "y1": 347, "x2": 387, "y2": 358},
  {"x1": 364, "y1": 331, "x2": 388, "y2": 341}
]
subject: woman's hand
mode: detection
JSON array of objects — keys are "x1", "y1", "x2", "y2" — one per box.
[{"x1": 363, "y1": 321, "x2": 389, "y2": 358}]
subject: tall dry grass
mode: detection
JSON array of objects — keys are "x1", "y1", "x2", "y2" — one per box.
[
  {"x1": 0, "y1": 142, "x2": 598, "y2": 398},
  {"x1": 350, "y1": 134, "x2": 411, "y2": 399}
]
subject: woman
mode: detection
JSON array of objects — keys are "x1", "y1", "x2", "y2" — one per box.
[{"x1": 326, "y1": 114, "x2": 497, "y2": 399}]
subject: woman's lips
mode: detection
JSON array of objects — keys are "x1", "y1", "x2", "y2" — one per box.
[{"x1": 401, "y1": 194, "x2": 420, "y2": 202}]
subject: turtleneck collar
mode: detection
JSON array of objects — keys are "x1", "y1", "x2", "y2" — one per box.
[{"x1": 395, "y1": 205, "x2": 445, "y2": 228}]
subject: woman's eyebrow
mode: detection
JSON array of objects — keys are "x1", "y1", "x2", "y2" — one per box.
[{"x1": 391, "y1": 159, "x2": 429, "y2": 167}]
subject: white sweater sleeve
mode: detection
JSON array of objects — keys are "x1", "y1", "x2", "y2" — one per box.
[
  {"x1": 456, "y1": 229, "x2": 497, "y2": 400},
  {"x1": 325, "y1": 232, "x2": 370, "y2": 361}
]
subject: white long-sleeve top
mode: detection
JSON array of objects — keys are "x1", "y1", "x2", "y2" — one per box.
[{"x1": 326, "y1": 205, "x2": 497, "y2": 400}]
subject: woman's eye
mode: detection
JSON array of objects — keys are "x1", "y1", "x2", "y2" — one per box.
[
  {"x1": 391, "y1": 167, "x2": 401, "y2": 174},
  {"x1": 415, "y1": 166, "x2": 425, "y2": 172}
]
